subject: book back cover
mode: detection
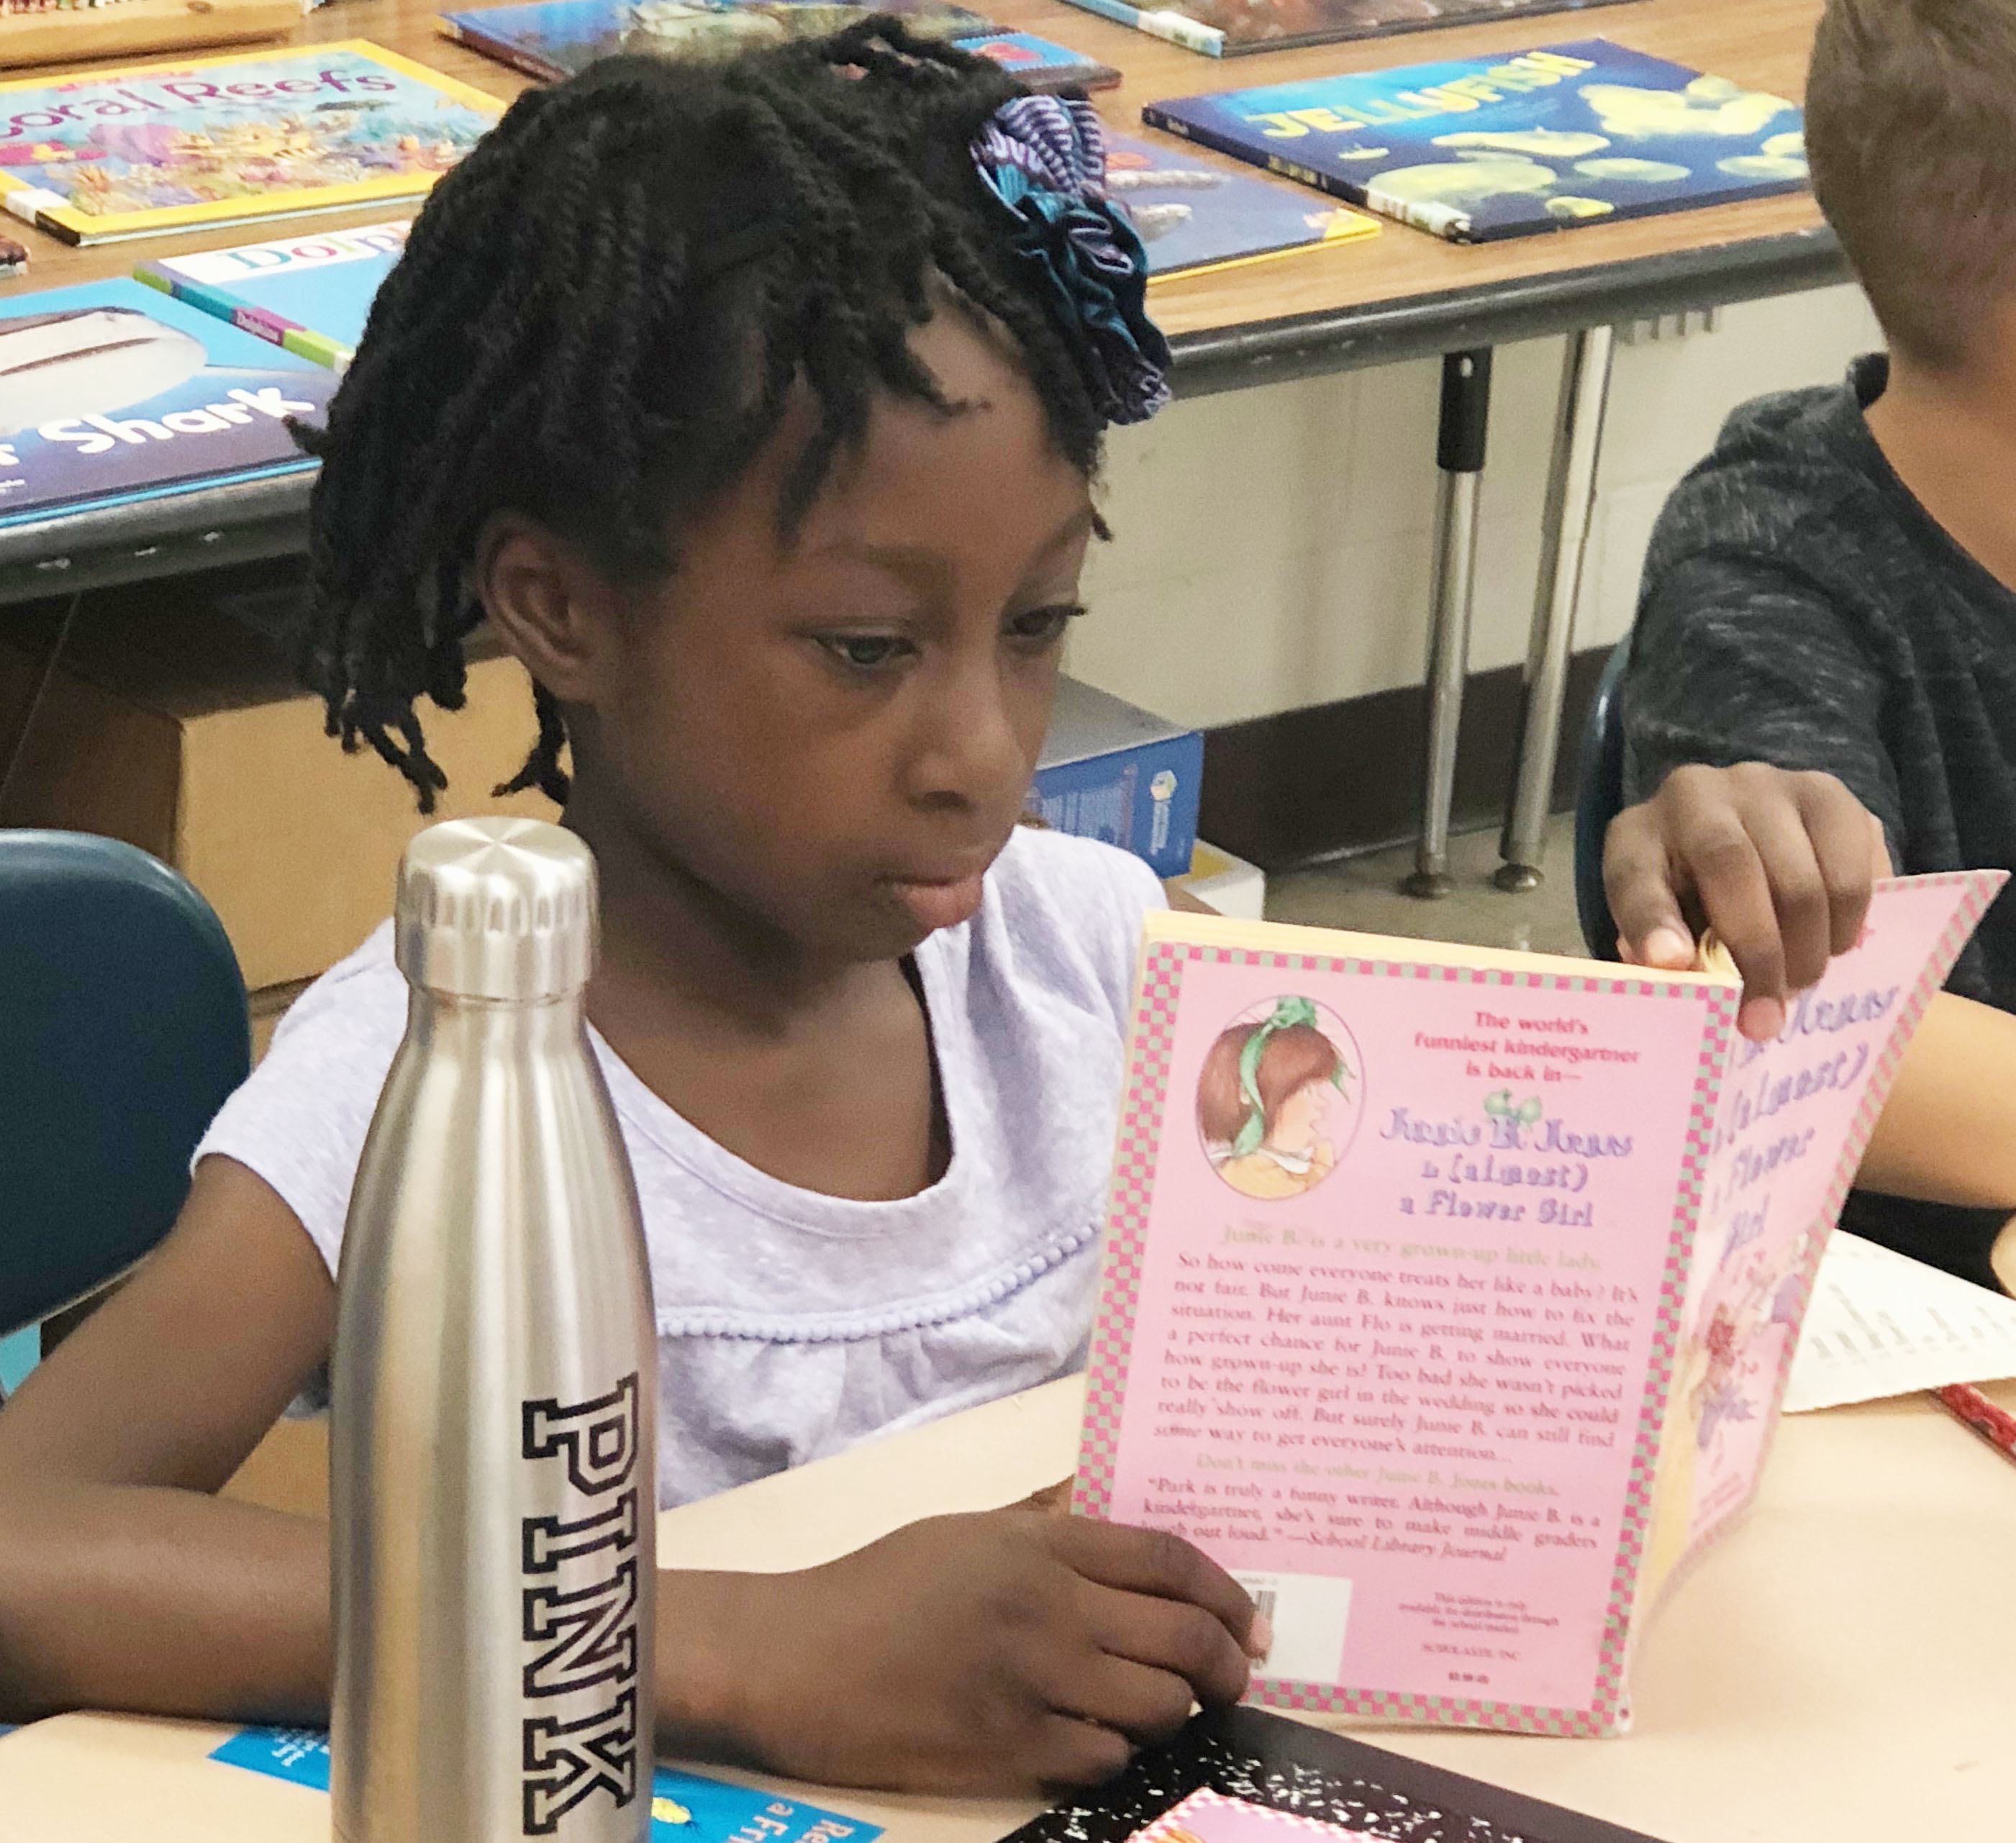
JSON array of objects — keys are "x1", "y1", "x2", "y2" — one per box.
[{"x1": 1075, "y1": 912, "x2": 1739, "y2": 1733}]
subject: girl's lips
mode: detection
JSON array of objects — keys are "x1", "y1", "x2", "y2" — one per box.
[{"x1": 886, "y1": 871, "x2": 986, "y2": 932}]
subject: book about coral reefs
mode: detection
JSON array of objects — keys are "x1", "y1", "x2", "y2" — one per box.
[{"x1": 0, "y1": 41, "x2": 503, "y2": 246}]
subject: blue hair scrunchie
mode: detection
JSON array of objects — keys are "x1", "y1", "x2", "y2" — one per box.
[{"x1": 970, "y1": 95, "x2": 1173, "y2": 427}]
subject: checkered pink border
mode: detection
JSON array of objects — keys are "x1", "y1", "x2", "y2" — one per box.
[
  {"x1": 1070, "y1": 942, "x2": 1740, "y2": 1739},
  {"x1": 1673, "y1": 869, "x2": 2007, "y2": 1576}
]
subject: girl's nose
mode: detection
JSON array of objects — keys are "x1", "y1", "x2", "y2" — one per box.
[{"x1": 904, "y1": 655, "x2": 1030, "y2": 811}]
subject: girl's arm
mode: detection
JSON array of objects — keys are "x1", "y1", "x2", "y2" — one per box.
[
  {"x1": 0, "y1": 1160, "x2": 1263, "y2": 1794},
  {"x1": 0, "y1": 1156, "x2": 337, "y2": 1723}
]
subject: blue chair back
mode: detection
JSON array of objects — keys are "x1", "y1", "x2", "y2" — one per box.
[
  {"x1": 0, "y1": 832, "x2": 250, "y2": 1339},
  {"x1": 1574, "y1": 643, "x2": 1632, "y2": 962}
]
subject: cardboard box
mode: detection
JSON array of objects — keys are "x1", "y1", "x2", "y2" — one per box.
[
  {"x1": 1179, "y1": 841, "x2": 1266, "y2": 919},
  {"x1": 0, "y1": 573, "x2": 553, "y2": 991},
  {"x1": 1031, "y1": 676, "x2": 1202, "y2": 879}
]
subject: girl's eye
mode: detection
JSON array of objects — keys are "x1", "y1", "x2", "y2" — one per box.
[
  {"x1": 817, "y1": 634, "x2": 913, "y2": 670},
  {"x1": 1005, "y1": 603, "x2": 1087, "y2": 647}
]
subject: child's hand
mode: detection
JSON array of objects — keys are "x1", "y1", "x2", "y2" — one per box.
[
  {"x1": 678, "y1": 1508, "x2": 1265, "y2": 1795},
  {"x1": 1602, "y1": 763, "x2": 1891, "y2": 1041}
]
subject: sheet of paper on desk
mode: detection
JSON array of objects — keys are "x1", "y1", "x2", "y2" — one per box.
[
  {"x1": 209, "y1": 1727, "x2": 882, "y2": 1843},
  {"x1": 1784, "y1": 1230, "x2": 2016, "y2": 1412}
]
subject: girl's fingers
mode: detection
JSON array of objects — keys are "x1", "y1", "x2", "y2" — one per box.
[
  {"x1": 1040, "y1": 1649, "x2": 1197, "y2": 1747},
  {"x1": 1075, "y1": 1575, "x2": 1254, "y2": 1708},
  {"x1": 1050, "y1": 1519, "x2": 1259, "y2": 1655},
  {"x1": 1028, "y1": 1712, "x2": 1135, "y2": 1790}
]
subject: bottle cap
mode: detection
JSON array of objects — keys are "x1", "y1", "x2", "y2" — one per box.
[{"x1": 394, "y1": 817, "x2": 597, "y2": 1002}]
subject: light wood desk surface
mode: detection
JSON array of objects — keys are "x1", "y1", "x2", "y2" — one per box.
[
  {"x1": 4, "y1": 0, "x2": 1836, "y2": 362},
  {"x1": 4, "y1": 1371, "x2": 2015, "y2": 1843},
  {"x1": 0, "y1": 0, "x2": 1842, "y2": 595}
]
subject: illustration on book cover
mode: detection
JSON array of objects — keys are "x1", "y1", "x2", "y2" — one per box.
[
  {"x1": 0, "y1": 279, "x2": 336, "y2": 526},
  {"x1": 439, "y1": 0, "x2": 994, "y2": 81},
  {"x1": 1197, "y1": 996, "x2": 1361, "y2": 1202},
  {"x1": 1145, "y1": 40, "x2": 1809, "y2": 241},
  {"x1": 0, "y1": 45, "x2": 497, "y2": 230}
]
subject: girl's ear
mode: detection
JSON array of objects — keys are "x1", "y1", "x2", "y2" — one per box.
[{"x1": 473, "y1": 511, "x2": 623, "y2": 706}]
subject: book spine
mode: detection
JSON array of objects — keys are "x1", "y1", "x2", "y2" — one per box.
[
  {"x1": 133, "y1": 263, "x2": 299, "y2": 350},
  {"x1": 280, "y1": 327, "x2": 352, "y2": 371},
  {"x1": 229, "y1": 304, "x2": 303, "y2": 350},
  {"x1": 1263, "y1": 153, "x2": 1354, "y2": 204},
  {"x1": 434, "y1": 17, "x2": 568, "y2": 82},
  {"x1": 1362, "y1": 181, "x2": 1471, "y2": 242},
  {"x1": 2, "y1": 185, "x2": 73, "y2": 244},
  {"x1": 1061, "y1": 0, "x2": 1220, "y2": 53},
  {"x1": 1140, "y1": 107, "x2": 1362, "y2": 208}
]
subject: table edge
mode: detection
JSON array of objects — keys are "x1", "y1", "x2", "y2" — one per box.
[{"x1": 0, "y1": 225, "x2": 1848, "y2": 604}]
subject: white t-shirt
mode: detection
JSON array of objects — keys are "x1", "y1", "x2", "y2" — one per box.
[{"x1": 196, "y1": 827, "x2": 1161, "y2": 1507}]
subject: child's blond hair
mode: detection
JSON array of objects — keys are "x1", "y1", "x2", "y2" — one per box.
[{"x1": 1809, "y1": 0, "x2": 2016, "y2": 370}]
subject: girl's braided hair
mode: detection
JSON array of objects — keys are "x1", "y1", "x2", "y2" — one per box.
[{"x1": 296, "y1": 20, "x2": 1109, "y2": 811}]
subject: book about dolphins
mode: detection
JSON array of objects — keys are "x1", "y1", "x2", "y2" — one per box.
[{"x1": 137, "y1": 219, "x2": 409, "y2": 370}]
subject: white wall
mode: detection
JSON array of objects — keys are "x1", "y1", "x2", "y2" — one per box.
[{"x1": 1068, "y1": 281, "x2": 1882, "y2": 730}]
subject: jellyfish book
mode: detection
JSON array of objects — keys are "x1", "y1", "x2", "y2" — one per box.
[
  {"x1": 0, "y1": 277, "x2": 338, "y2": 527},
  {"x1": 1075, "y1": 874, "x2": 2001, "y2": 1734},
  {"x1": 1142, "y1": 39, "x2": 1808, "y2": 242},
  {"x1": 0, "y1": 41, "x2": 501, "y2": 246}
]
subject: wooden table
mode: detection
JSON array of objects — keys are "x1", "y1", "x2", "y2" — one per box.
[
  {"x1": 2, "y1": 0, "x2": 1838, "y2": 361},
  {"x1": 0, "y1": 0, "x2": 1842, "y2": 874},
  {"x1": 3, "y1": 1370, "x2": 2013, "y2": 1843}
]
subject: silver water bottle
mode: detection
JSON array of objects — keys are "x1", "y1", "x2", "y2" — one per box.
[{"x1": 331, "y1": 816, "x2": 657, "y2": 1843}]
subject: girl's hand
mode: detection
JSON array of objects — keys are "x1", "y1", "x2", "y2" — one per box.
[{"x1": 664, "y1": 1508, "x2": 1265, "y2": 1796}]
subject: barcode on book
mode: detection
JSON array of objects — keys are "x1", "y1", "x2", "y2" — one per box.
[{"x1": 1231, "y1": 1570, "x2": 1353, "y2": 1687}]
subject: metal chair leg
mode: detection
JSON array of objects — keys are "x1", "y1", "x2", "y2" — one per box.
[
  {"x1": 1496, "y1": 324, "x2": 1615, "y2": 892},
  {"x1": 1405, "y1": 347, "x2": 1491, "y2": 900}
]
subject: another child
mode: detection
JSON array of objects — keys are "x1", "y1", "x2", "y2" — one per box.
[
  {"x1": 0, "y1": 32, "x2": 1265, "y2": 1793},
  {"x1": 1608, "y1": 0, "x2": 2016, "y2": 1288}
]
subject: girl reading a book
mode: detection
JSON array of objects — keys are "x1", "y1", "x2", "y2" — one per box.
[
  {"x1": 0, "y1": 27, "x2": 1268, "y2": 1793},
  {"x1": 1196, "y1": 997, "x2": 1348, "y2": 1201}
]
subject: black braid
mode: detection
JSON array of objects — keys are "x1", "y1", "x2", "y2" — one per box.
[{"x1": 296, "y1": 19, "x2": 1109, "y2": 811}]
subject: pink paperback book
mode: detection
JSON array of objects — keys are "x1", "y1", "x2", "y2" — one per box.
[{"x1": 1073, "y1": 871, "x2": 2004, "y2": 1736}]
